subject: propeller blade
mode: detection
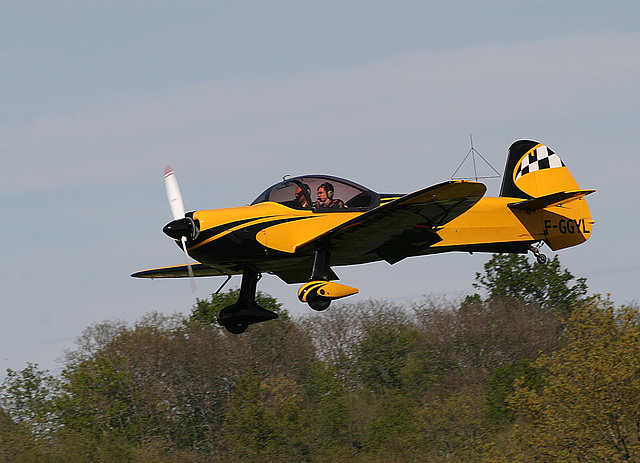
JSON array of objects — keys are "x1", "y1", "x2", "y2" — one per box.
[
  {"x1": 164, "y1": 166, "x2": 185, "y2": 220},
  {"x1": 181, "y1": 236, "x2": 197, "y2": 293},
  {"x1": 164, "y1": 166, "x2": 196, "y2": 292}
]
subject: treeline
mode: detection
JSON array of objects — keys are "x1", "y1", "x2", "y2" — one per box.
[{"x1": 1, "y1": 255, "x2": 639, "y2": 462}]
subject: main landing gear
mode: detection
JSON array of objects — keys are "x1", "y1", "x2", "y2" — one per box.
[
  {"x1": 217, "y1": 245, "x2": 359, "y2": 334},
  {"x1": 217, "y1": 268, "x2": 278, "y2": 334}
]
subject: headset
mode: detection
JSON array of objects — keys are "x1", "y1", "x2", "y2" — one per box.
[{"x1": 319, "y1": 182, "x2": 334, "y2": 199}]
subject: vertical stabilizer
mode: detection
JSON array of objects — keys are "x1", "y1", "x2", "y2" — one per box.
[{"x1": 500, "y1": 140, "x2": 580, "y2": 199}]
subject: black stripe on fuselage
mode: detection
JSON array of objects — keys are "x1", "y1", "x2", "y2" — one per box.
[
  {"x1": 187, "y1": 216, "x2": 315, "y2": 267},
  {"x1": 191, "y1": 217, "x2": 265, "y2": 245}
]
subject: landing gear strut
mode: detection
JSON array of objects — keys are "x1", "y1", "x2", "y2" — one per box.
[
  {"x1": 529, "y1": 244, "x2": 548, "y2": 264},
  {"x1": 217, "y1": 268, "x2": 278, "y2": 334},
  {"x1": 305, "y1": 245, "x2": 333, "y2": 310},
  {"x1": 310, "y1": 243, "x2": 331, "y2": 281}
]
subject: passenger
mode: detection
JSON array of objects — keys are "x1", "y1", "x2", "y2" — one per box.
[
  {"x1": 315, "y1": 182, "x2": 345, "y2": 209},
  {"x1": 295, "y1": 184, "x2": 311, "y2": 208}
]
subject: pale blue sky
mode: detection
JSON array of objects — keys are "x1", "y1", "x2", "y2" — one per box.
[{"x1": 2, "y1": 1, "x2": 639, "y2": 374}]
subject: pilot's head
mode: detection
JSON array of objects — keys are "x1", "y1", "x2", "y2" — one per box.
[
  {"x1": 317, "y1": 182, "x2": 334, "y2": 201},
  {"x1": 295, "y1": 183, "x2": 310, "y2": 203}
]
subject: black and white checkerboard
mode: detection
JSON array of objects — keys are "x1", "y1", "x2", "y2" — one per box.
[{"x1": 515, "y1": 145, "x2": 565, "y2": 181}]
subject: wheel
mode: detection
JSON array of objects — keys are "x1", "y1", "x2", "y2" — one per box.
[
  {"x1": 223, "y1": 322, "x2": 249, "y2": 334},
  {"x1": 308, "y1": 299, "x2": 331, "y2": 311},
  {"x1": 536, "y1": 253, "x2": 548, "y2": 264}
]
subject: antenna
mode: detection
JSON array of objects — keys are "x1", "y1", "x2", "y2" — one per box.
[{"x1": 451, "y1": 135, "x2": 501, "y2": 182}]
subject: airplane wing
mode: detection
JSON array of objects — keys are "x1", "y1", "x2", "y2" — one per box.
[
  {"x1": 299, "y1": 180, "x2": 486, "y2": 265},
  {"x1": 131, "y1": 263, "x2": 239, "y2": 279}
]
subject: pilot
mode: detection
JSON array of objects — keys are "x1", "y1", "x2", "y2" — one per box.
[
  {"x1": 295, "y1": 183, "x2": 311, "y2": 208},
  {"x1": 315, "y1": 182, "x2": 345, "y2": 209}
]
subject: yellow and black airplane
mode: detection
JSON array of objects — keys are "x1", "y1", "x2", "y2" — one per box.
[{"x1": 132, "y1": 140, "x2": 594, "y2": 334}]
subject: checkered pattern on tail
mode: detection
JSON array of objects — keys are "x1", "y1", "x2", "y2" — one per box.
[{"x1": 515, "y1": 145, "x2": 565, "y2": 181}]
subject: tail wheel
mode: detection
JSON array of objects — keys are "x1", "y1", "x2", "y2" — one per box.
[{"x1": 529, "y1": 245, "x2": 547, "y2": 264}]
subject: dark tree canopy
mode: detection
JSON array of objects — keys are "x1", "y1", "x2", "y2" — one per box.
[{"x1": 473, "y1": 253, "x2": 588, "y2": 315}]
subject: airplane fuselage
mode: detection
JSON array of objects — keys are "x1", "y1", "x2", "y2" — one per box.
[{"x1": 183, "y1": 193, "x2": 593, "y2": 278}]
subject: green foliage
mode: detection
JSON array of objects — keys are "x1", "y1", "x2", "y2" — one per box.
[
  {"x1": 452, "y1": 296, "x2": 562, "y2": 376},
  {"x1": 354, "y1": 316, "x2": 448, "y2": 398},
  {"x1": 223, "y1": 375, "x2": 268, "y2": 455},
  {"x1": 509, "y1": 296, "x2": 640, "y2": 461},
  {"x1": 474, "y1": 253, "x2": 588, "y2": 315},
  {"x1": 223, "y1": 373, "x2": 310, "y2": 462},
  {"x1": 486, "y1": 359, "x2": 544, "y2": 425},
  {"x1": 57, "y1": 355, "x2": 139, "y2": 437},
  {"x1": 0, "y1": 363, "x2": 61, "y2": 440},
  {"x1": 48, "y1": 430, "x2": 138, "y2": 463},
  {"x1": 366, "y1": 391, "x2": 414, "y2": 453},
  {"x1": 56, "y1": 313, "x2": 233, "y2": 452},
  {"x1": 411, "y1": 392, "x2": 490, "y2": 461},
  {"x1": 189, "y1": 288, "x2": 289, "y2": 325},
  {"x1": 303, "y1": 361, "x2": 349, "y2": 444},
  {"x1": 0, "y1": 408, "x2": 46, "y2": 462},
  {"x1": 354, "y1": 321, "x2": 419, "y2": 392},
  {"x1": 6, "y1": 258, "x2": 632, "y2": 462}
]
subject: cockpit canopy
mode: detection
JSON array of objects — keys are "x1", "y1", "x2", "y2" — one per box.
[{"x1": 251, "y1": 175, "x2": 381, "y2": 211}]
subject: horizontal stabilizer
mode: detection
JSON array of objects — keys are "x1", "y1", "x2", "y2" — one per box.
[
  {"x1": 131, "y1": 263, "x2": 237, "y2": 279},
  {"x1": 508, "y1": 189, "x2": 595, "y2": 211}
]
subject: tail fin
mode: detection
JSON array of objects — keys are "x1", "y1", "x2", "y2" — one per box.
[
  {"x1": 500, "y1": 140, "x2": 580, "y2": 199},
  {"x1": 501, "y1": 140, "x2": 595, "y2": 251}
]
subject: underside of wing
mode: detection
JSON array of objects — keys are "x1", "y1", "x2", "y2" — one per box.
[
  {"x1": 271, "y1": 265, "x2": 339, "y2": 284},
  {"x1": 131, "y1": 263, "x2": 239, "y2": 279},
  {"x1": 301, "y1": 180, "x2": 487, "y2": 265}
]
